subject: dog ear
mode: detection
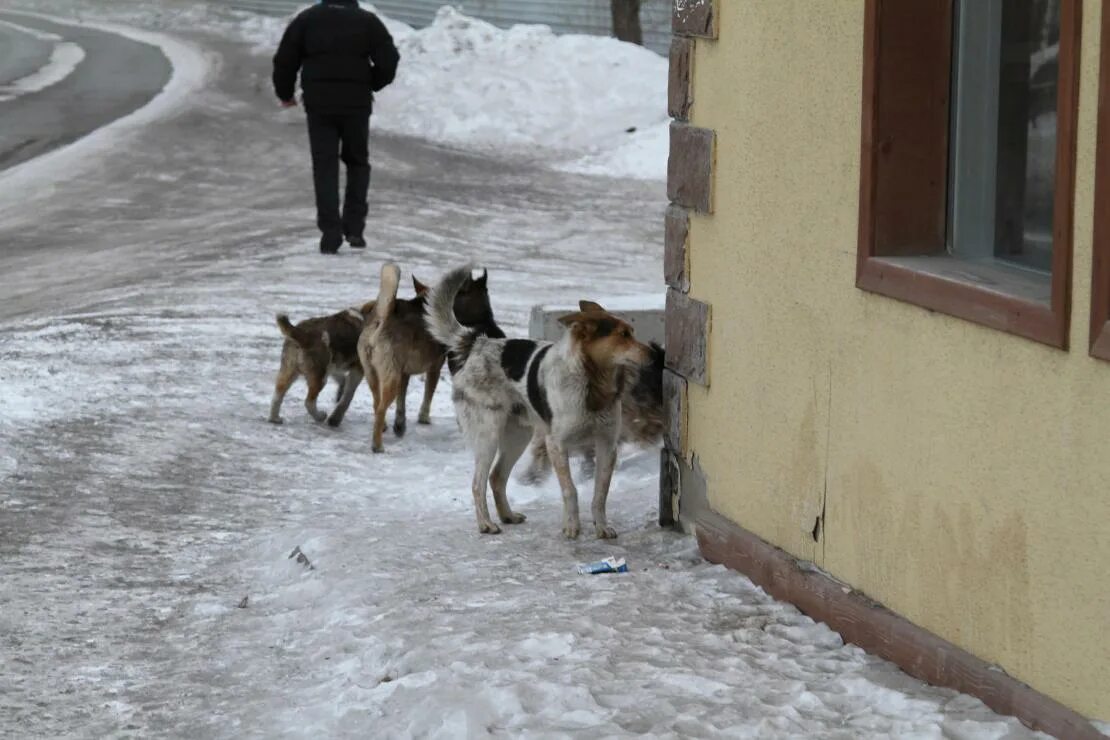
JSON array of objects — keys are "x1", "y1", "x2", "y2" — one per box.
[
  {"x1": 579, "y1": 300, "x2": 605, "y2": 313},
  {"x1": 476, "y1": 268, "x2": 488, "y2": 287},
  {"x1": 413, "y1": 276, "x2": 430, "y2": 295},
  {"x1": 557, "y1": 311, "x2": 588, "y2": 328}
]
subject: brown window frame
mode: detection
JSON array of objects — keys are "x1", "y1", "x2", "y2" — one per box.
[
  {"x1": 857, "y1": 0, "x2": 1082, "y2": 349},
  {"x1": 1091, "y1": 1, "x2": 1110, "y2": 360}
]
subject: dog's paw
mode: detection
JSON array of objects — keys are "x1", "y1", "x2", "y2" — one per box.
[
  {"x1": 372, "y1": 444, "x2": 385, "y2": 454},
  {"x1": 327, "y1": 415, "x2": 343, "y2": 428},
  {"x1": 311, "y1": 412, "x2": 327, "y2": 423},
  {"x1": 562, "y1": 521, "x2": 581, "y2": 539},
  {"x1": 393, "y1": 420, "x2": 407, "y2": 438},
  {"x1": 479, "y1": 521, "x2": 502, "y2": 535},
  {"x1": 500, "y1": 512, "x2": 526, "y2": 525},
  {"x1": 268, "y1": 416, "x2": 284, "y2": 425},
  {"x1": 595, "y1": 524, "x2": 618, "y2": 540},
  {"x1": 417, "y1": 414, "x2": 431, "y2": 425}
]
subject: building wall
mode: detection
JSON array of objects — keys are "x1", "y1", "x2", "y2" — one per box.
[
  {"x1": 683, "y1": 0, "x2": 1110, "y2": 720},
  {"x1": 219, "y1": 0, "x2": 672, "y2": 54}
]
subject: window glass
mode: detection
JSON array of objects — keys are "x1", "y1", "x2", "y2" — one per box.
[{"x1": 949, "y1": 0, "x2": 1060, "y2": 273}]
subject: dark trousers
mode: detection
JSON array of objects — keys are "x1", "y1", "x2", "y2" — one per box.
[{"x1": 306, "y1": 110, "x2": 371, "y2": 237}]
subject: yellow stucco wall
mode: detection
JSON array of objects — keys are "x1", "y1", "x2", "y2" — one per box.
[{"x1": 684, "y1": 0, "x2": 1110, "y2": 720}]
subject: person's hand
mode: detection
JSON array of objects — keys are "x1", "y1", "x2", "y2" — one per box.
[{"x1": 280, "y1": 99, "x2": 297, "y2": 108}]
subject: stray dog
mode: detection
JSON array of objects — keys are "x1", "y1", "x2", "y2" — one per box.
[
  {"x1": 426, "y1": 265, "x2": 652, "y2": 538},
  {"x1": 521, "y1": 340, "x2": 664, "y2": 482},
  {"x1": 269, "y1": 302, "x2": 375, "y2": 426},
  {"x1": 358, "y1": 263, "x2": 503, "y2": 453}
]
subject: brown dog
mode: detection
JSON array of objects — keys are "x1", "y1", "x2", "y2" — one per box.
[
  {"x1": 521, "y1": 340, "x2": 664, "y2": 482},
  {"x1": 358, "y1": 262, "x2": 503, "y2": 453},
  {"x1": 269, "y1": 303, "x2": 375, "y2": 426}
]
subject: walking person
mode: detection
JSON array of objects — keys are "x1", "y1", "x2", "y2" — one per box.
[{"x1": 272, "y1": 0, "x2": 400, "y2": 254}]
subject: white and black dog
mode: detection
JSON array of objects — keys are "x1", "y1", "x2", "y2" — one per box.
[{"x1": 426, "y1": 266, "x2": 653, "y2": 539}]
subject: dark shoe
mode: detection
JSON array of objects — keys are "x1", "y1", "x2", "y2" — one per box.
[
  {"x1": 346, "y1": 234, "x2": 367, "y2": 248},
  {"x1": 320, "y1": 231, "x2": 343, "y2": 254}
]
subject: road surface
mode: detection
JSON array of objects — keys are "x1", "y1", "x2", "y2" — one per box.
[
  {"x1": 0, "y1": 11, "x2": 171, "y2": 172},
  {"x1": 0, "y1": 18, "x2": 54, "y2": 88}
]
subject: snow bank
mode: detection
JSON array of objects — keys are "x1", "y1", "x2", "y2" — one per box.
[
  {"x1": 237, "y1": 5, "x2": 669, "y2": 181},
  {"x1": 375, "y1": 7, "x2": 668, "y2": 179}
]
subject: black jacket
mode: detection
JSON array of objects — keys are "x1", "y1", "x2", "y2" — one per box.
[{"x1": 272, "y1": 0, "x2": 399, "y2": 113}]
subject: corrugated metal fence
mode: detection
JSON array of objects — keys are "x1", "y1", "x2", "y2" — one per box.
[{"x1": 221, "y1": 0, "x2": 672, "y2": 54}]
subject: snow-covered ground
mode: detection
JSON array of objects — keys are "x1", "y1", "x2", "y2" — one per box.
[{"x1": 0, "y1": 1, "x2": 1080, "y2": 738}]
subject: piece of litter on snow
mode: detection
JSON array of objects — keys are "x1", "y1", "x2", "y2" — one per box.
[
  {"x1": 577, "y1": 557, "x2": 628, "y2": 575},
  {"x1": 237, "y1": 596, "x2": 249, "y2": 609},
  {"x1": 288, "y1": 546, "x2": 315, "y2": 570}
]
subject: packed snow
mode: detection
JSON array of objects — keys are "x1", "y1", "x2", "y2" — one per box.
[
  {"x1": 0, "y1": 0, "x2": 1094, "y2": 737},
  {"x1": 556, "y1": 120, "x2": 670, "y2": 181}
]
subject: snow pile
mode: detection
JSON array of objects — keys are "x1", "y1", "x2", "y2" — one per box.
[
  {"x1": 374, "y1": 7, "x2": 668, "y2": 179},
  {"x1": 237, "y1": 5, "x2": 669, "y2": 181}
]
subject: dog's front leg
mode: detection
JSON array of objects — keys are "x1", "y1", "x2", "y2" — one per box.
[
  {"x1": 547, "y1": 437, "x2": 580, "y2": 539},
  {"x1": 328, "y1": 367, "x2": 363, "y2": 427},
  {"x1": 591, "y1": 429, "x2": 620, "y2": 539},
  {"x1": 393, "y1": 374, "x2": 410, "y2": 437},
  {"x1": 418, "y1": 362, "x2": 442, "y2": 426}
]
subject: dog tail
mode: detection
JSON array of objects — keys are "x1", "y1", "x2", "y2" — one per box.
[
  {"x1": 425, "y1": 264, "x2": 473, "y2": 351},
  {"x1": 276, "y1": 314, "x2": 324, "y2": 349},
  {"x1": 373, "y1": 263, "x2": 401, "y2": 324}
]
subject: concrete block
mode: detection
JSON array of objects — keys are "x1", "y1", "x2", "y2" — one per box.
[{"x1": 529, "y1": 293, "x2": 666, "y2": 346}]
